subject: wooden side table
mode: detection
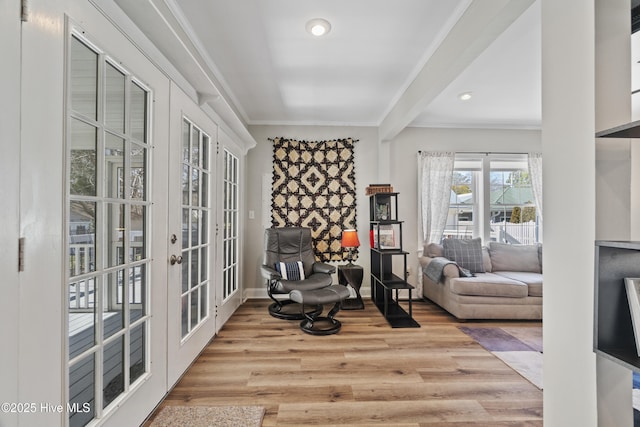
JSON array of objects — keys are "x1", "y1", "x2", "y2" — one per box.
[{"x1": 337, "y1": 264, "x2": 364, "y2": 310}]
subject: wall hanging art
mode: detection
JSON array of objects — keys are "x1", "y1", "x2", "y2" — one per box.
[{"x1": 270, "y1": 137, "x2": 357, "y2": 262}]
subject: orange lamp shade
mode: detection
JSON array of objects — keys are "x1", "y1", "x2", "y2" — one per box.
[{"x1": 341, "y1": 229, "x2": 360, "y2": 248}]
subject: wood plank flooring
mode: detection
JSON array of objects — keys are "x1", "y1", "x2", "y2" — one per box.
[{"x1": 145, "y1": 298, "x2": 542, "y2": 426}]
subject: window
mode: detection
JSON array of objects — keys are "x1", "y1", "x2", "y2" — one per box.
[
  {"x1": 445, "y1": 154, "x2": 541, "y2": 244},
  {"x1": 446, "y1": 159, "x2": 480, "y2": 240}
]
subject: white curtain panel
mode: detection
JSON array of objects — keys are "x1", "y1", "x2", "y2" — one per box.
[
  {"x1": 417, "y1": 151, "x2": 454, "y2": 295},
  {"x1": 418, "y1": 151, "x2": 455, "y2": 245},
  {"x1": 527, "y1": 152, "x2": 543, "y2": 221}
]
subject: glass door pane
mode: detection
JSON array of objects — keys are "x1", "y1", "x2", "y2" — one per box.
[
  {"x1": 180, "y1": 118, "x2": 210, "y2": 339},
  {"x1": 222, "y1": 150, "x2": 239, "y2": 300},
  {"x1": 67, "y1": 35, "x2": 152, "y2": 425}
]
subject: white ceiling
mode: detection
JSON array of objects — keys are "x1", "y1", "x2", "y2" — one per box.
[
  {"x1": 412, "y1": 1, "x2": 541, "y2": 129},
  {"x1": 114, "y1": 0, "x2": 541, "y2": 140}
]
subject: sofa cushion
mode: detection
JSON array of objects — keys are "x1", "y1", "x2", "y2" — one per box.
[
  {"x1": 495, "y1": 271, "x2": 543, "y2": 297},
  {"x1": 425, "y1": 242, "x2": 444, "y2": 258},
  {"x1": 443, "y1": 238, "x2": 485, "y2": 273},
  {"x1": 423, "y1": 243, "x2": 491, "y2": 272},
  {"x1": 449, "y1": 273, "x2": 528, "y2": 298},
  {"x1": 538, "y1": 245, "x2": 543, "y2": 271},
  {"x1": 482, "y1": 247, "x2": 492, "y2": 273},
  {"x1": 488, "y1": 242, "x2": 541, "y2": 273}
]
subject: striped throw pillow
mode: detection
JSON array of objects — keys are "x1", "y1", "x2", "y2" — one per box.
[{"x1": 275, "y1": 261, "x2": 306, "y2": 281}]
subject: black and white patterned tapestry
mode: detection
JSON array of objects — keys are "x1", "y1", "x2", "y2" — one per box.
[{"x1": 270, "y1": 137, "x2": 357, "y2": 262}]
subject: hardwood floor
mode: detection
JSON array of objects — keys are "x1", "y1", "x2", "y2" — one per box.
[{"x1": 146, "y1": 298, "x2": 543, "y2": 426}]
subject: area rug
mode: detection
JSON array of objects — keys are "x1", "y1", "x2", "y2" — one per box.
[
  {"x1": 150, "y1": 405, "x2": 265, "y2": 427},
  {"x1": 459, "y1": 326, "x2": 543, "y2": 389}
]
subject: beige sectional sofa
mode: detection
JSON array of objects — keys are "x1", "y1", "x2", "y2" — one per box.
[{"x1": 419, "y1": 239, "x2": 542, "y2": 320}]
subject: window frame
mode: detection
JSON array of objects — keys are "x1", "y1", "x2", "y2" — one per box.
[{"x1": 447, "y1": 153, "x2": 541, "y2": 244}]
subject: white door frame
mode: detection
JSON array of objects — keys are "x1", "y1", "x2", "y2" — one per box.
[
  {"x1": 0, "y1": 1, "x2": 21, "y2": 426},
  {"x1": 19, "y1": 1, "x2": 68, "y2": 423}
]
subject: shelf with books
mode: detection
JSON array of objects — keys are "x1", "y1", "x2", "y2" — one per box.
[
  {"x1": 368, "y1": 191, "x2": 419, "y2": 328},
  {"x1": 370, "y1": 222, "x2": 402, "y2": 250},
  {"x1": 369, "y1": 192, "x2": 398, "y2": 221}
]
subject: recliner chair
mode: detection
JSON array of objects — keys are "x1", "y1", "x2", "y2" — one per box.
[{"x1": 261, "y1": 227, "x2": 335, "y2": 319}]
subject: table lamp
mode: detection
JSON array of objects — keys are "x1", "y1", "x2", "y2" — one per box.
[{"x1": 341, "y1": 229, "x2": 360, "y2": 264}]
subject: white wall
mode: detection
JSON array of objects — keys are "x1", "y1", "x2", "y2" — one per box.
[
  {"x1": 542, "y1": 0, "x2": 597, "y2": 425},
  {"x1": 595, "y1": 0, "x2": 632, "y2": 242},
  {"x1": 244, "y1": 125, "x2": 379, "y2": 297},
  {"x1": 595, "y1": 0, "x2": 635, "y2": 425}
]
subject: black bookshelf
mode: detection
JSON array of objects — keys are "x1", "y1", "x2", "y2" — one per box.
[
  {"x1": 369, "y1": 192, "x2": 419, "y2": 328},
  {"x1": 594, "y1": 241, "x2": 640, "y2": 372}
]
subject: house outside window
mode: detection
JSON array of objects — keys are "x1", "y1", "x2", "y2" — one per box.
[{"x1": 445, "y1": 154, "x2": 541, "y2": 244}]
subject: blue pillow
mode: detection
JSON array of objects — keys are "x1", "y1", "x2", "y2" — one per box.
[{"x1": 275, "y1": 261, "x2": 306, "y2": 281}]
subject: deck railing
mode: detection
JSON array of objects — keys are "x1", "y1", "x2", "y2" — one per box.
[{"x1": 69, "y1": 239, "x2": 144, "y2": 311}]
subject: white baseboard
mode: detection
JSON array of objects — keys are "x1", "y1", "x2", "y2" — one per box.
[{"x1": 244, "y1": 288, "x2": 269, "y2": 299}]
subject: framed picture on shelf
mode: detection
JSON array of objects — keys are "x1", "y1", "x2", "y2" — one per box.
[
  {"x1": 374, "y1": 224, "x2": 399, "y2": 249},
  {"x1": 375, "y1": 202, "x2": 390, "y2": 220}
]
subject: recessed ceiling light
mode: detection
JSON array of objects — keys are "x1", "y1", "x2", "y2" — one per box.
[
  {"x1": 306, "y1": 18, "x2": 331, "y2": 37},
  {"x1": 459, "y1": 92, "x2": 473, "y2": 101}
]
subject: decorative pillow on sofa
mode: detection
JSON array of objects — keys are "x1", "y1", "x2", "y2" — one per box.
[
  {"x1": 275, "y1": 261, "x2": 306, "y2": 280},
  {"x1": 482, "y1": 247, "x2": 492, "y2": 273},
  {"x1": 488, "y1": 242, "x2": 541, "y2": 273},
  {"x1": 443, "y1": 238, "x2": 485, "y2": 273},
  {"x1": 424, "y1": 242, "x2": 444, "y2": 258}
]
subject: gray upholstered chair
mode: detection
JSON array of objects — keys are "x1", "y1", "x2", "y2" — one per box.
[{"x1": 261, "y1": 227, "x2": 335, "y2": 319}]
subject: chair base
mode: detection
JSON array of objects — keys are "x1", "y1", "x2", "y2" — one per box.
[
  {"x1": 289, "y1": 286, "x2": 351, "y2": 335},
  {"x1": 268, "y1": 300, "x2": 322, "y2": 320},
  {"x1": 299, "y1": 315, "x2": 342, "y2": 335}
]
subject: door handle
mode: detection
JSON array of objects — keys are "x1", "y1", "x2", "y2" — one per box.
[{"x1": 170, "y1": 254, "x2": 183, "y2": 265}]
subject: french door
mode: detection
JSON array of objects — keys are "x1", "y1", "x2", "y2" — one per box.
[
  {"x1": 216, "y1": 135, "x2": 243, "y2": 327},
  {"x1": 60, "y1": 11, "x2": 169, "y2": 426},
  {"x1": 167, "y1": 84, "x2": 217, "y2": 386},
  {"x1": 66, "y1": 34, "x2": 155, "y2": 425},
  {"x1": 18, "y1": 2, "x2": 244, "y2": 424}
]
